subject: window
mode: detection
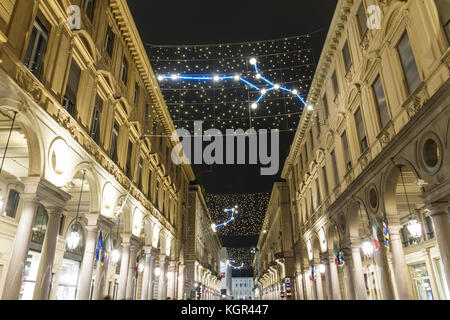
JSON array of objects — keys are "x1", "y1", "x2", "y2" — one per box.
[
  {"x1": 341, "y1": 131, "x2": 351, "y2": 171},
  {"x1": 315, "y1": 115, "x2": 321, "y2": 134},
  {"x1": 322, "y1": 93, "x2": 329, "y2": 118},
  {"x1": 397, "y1": 32, "x2": 421, "y2": 94},
  {"x1": 155, "y1": 180, "x2": 159, "y2": 206},
  {"x1": 59, "y1": 215, "x2": 65, "y2": 236},
  {"x1": 24, "y1": 14, "x2": 50, "y2": 80},
  {"x1": 304, "y1": 144, "x2": 308, "y2": 166},
  {"x1": 357, "y1": 3, "x2": 368, "y2": 38},
  {"x1": 354, "y1": 107, "x2": 368, "y2": 153},
  {"x1": 425, "y1": 216, "x2": 435, "y2": 239},
  {"x1": 31, "y1": 205, "x2": 48, "y2": 244},
  {"x1": 299, "y1": 153, "x2": 304, "y2": 172},
  {"x1": 137, "y1": 157, "x2": 143, "y2": 190},
  {"x1": 104, "y1": 26, "x2": 115, "y2": 57},
  {"x1": 110, "y1": 122, "x2": 119, "y2": 163},
  {"x1": 134, "y1": 84, "x2": 139, "y2": 106},
  {"x1": 147, "y1": 169, "x2": 153, "y2": 198},
  {"x1": 331, "y1": 150, "x2": 339, "y2": 187},
  {"x1": 316, "y1": 178, "x2": 321, "y2": 206},
  {"x1": 63, "y1": 60, "x2": 81, "y2": 116},
  {"x1": 5, "y1": 189, "x2": 20, "y2": 218},
  {"x1": 435, "y1": 0, "x2": 450, "y2": 42},
  {"x1": 310, "y1": 189, "x2": 315, "y2": 212},
  {"x1": 309, "y1": 129, "x2": 314, "y2": 151},
  {"x1": 83, "y1": 0, "x2": 95, "y2": 21},
  {"x1": 332, "y1": 71, "x2": 339, "y2": 99},
  {"x1": 90, "y1": 95, "x2": 103, "y2": 144},
  {"x1": 322, "y1": 166, "x2": 329, "y2": 197},
  {"x1": 145, "y1": 104, "x2": 150, "y2": 120},
  {"x1": 125, "y1": 140, "x2": 133, "y2": 179},
  {"x1": 343, "y1": 41, "x2": 352, "y2": 74},
  {"x1": 372, "y1": 75, "x2": 390, "y2": 129},
  {"x1": 120, "y1": 57, "x2": 128, "y2": 84}
]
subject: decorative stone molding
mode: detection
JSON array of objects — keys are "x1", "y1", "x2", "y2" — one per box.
[{"x1": 403, "y1": 83, "x2": 428, "y2": 119}]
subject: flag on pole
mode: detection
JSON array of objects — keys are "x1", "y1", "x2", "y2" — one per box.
[
  {"x1": 104, "y1": 232, "x2": 112, "y2": 263},
  {"x1": 382, "y1": 218, "x2": 390, "y2": 250},
  {"x1": 337, "y1": 249, "x2": 345, "y2": 267},
  {"x1": 369, "y1": 215, "x2": 381, "y2": 251},
  {"x1": 95, "y1": 231, "x2": 105, "y2": 266},
  {"x1": 333, "y1": 243, "x2": 339, "y2": 267}
]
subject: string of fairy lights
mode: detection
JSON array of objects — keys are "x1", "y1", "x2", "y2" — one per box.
[
  {"x1": 157, "y1": 57, "x2": 310, "y2": 112},
  {"x1": 146, "y1": 34, "x2": 316, "y2": 133},
  {"x1": 207, "y1": 193, "x2": 270, "y2": 236}
]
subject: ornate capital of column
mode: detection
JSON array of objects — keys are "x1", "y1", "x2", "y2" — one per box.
[
  {"x1": 159, "y1": 254, "x2": 168, "y2": 264},
  {"x1": 320, "y1": 252, "x2": 329, "y2": 264},
  {"x1": 426, "y1": 202, "x2": 450, "y2": 216},
  {"x1": 120, "y1": 233, "x2": 132, "y2": 243},
  {"x1": 45, "y1": 206, "x2": 65, "y2": 216},
  {"x1": 85, "y1": 225, "x2": 98, "y2": 233},
  {"x1": 85, "y1": 213, "x2": 100, "y2": 227}
]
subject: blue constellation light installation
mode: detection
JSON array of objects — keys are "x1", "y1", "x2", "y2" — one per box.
[
  {"x1": 227, "y1": 259, "x2": 244, "y2": 270},
  {"x1": 157, "y1": 57, "x2": 312, "y2": 112},
  {"x1": 211, "y1": 205, "x2": 238, "y2": 233}
]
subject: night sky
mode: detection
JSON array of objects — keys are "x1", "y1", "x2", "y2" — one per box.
[{"x1": 127, "y1": 0, "x2": 337, "y2": 194}]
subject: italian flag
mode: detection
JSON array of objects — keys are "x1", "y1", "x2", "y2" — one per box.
[{"x1": 370, "y1": 216, "x2": 380, "y2": 251}]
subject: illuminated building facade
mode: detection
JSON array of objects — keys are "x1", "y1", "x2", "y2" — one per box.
[
  {"x1": 0, "y1": 0, "x2": 219, "y2": 300},
  {"x1": 255, "y1": 0, "x2": 450, "y2": 300},
  {"x1": 184, "y1": 184, "x2": 222, "y2": 300}
]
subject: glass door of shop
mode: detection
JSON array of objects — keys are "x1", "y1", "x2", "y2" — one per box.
[
  {"x1": 56, "y1": 259, "x2": 80, "y2": 300},
  {"x1": 409, "y1": 263, "x2": 434, "y2": 300}
]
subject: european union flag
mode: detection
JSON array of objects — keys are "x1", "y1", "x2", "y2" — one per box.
[
  {"x1": 95, "y1": 231, "x2": 105, "y2": 265},
  {"x1": 382, "y1": 218, "x2": 390, "y2": 250}
]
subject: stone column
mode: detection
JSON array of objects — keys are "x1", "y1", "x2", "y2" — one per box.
[
  {"x1": 388, "y1": 225, "x2": 414, "y2": 299},
  {"x1": 327, "y1": 251, "x2": 342, "y2": 300},
  {"x1": 303, "y1": 268, "x2": 311, "y2": 300},
  {"x1": 92, "y1": 220, "x2": 113, "y2": 300},
  {"x1": 117, "y1": 234, "x2": 131, "y2": 300},
  {"x1": 343, "y1": 250, "x2": 355, "y2": 300},
  {"x1": 2, "y1": 179, "x2": 41, "y2": 300},
  {"x1": 76, "y1": 214, "x2": 101, "y2": 300},
  {"x1": 350, "y1": 241, "x2": 368, "y2": 300},
  {"x1": 177, "y1": 264, "x2": 185, "y2": 300},
  {"x1": 33, "y1": 207, "x2": 64, "y2": 300},
  {"x1": 322, "y1": 263, "x2": 332, "y2": 300},
  {"x1": 167, "y1": 261, "x2": 177, "y2": 299},
  {"x1": 126, "y1": 243, "x2": 138, "y2": 300},
  {"x1": 158, "y1": 254, "x2": 168, "y2": 300},
  {"x1": 314, "y1": 264, "x2": 324, "y2": 300},
  {"x1": 428, "y1": 203, "x2": 450, "y2": 292},
  {"x1": 141, "y1": 246, "x2": 153, "y2": 300},
  {"x1": 92, "y1": 256, "x2": 106, "y2": 300},
  {"x1": 373, "y1": 233, "x2": 395, "y2": 300},
  {"x1": 423, "y1": 248, "x2": 441, "y2": 300}
]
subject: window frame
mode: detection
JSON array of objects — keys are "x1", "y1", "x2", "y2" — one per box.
[
  {"x1": 372, "y1": 75, "x2": 391, "y2": 131},
  {"x1": 24, "y1": 16, "x2": 50, "y2": 80},
  {"x1": 342, "y1": 40, "x2": 352, "y2": 74},
  {"x1": 354, "y1": 107, "x2": 368, "y2": 154},
  {"x1": 396, "y1": 31, "x2": 421, "y2": 95}
]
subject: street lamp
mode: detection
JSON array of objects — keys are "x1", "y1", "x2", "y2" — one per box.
[
  {"x1": 406, "y1": 218, "x2": 422, "y2": 238},
  {"x1": 111, "y1": 248, "x2": 120, "y2": 264},
  {"x1": 361, "y1": 238, "x2": 374, "y2": 257},
  {"x1": 66, "y1": 170, "x2": 86, "y2": 251},
  {"x1": 318, "y1": 264, "x2": 326, "y2": 274}
]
